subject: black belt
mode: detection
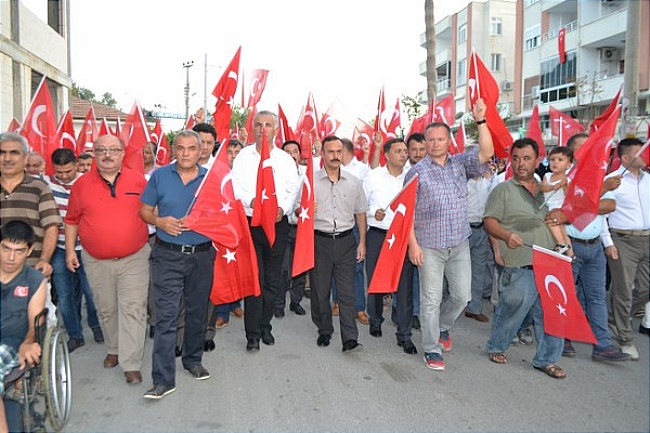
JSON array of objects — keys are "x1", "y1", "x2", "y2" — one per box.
[
  {"x1": 368, "y1": 226, "x2": 388, "y2": 235},
  {"x1": 569, "y1": 236, "x2": 599, "y2": 246},
  {"x1": 156, "y1": 238, "x2": 212, "y2": 254},
  {"x1": 315, "y1": 229, "x2": 353, "y2": 239},
  {"x1": 470, "y1": 222, "x2": 483, "y2": 229},
  {"x1": 520, "y1": 265, "x2": 533, "y2": 270}
]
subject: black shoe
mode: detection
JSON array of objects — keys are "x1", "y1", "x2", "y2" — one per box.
[
  {"x1": 143, "y1": 384, "x2": 176, "y2": 400},
  {"x1": 342, "y1": 340, "x2": 363, "y2": 353},
  {"x1": 261, "y1": 329, "x2": 275, "y2": 346},
  {"x1": 289, "y1": 302, "x2": 306, "y2": 315},
  {"x1": 92, "y1": 327, "x2": 105, "y2": 343},
  {"x1": 185, "y1": 364, "x2": 210, "y2": 380},
  {"x1": 369, "y1": 326, "x2": 382, "y2": 338},
  {"x1": 148, "y1": 325, "x2": 155, "y2": 339},
  {"x1": 640, "y1": 324, "x2": 650, "y2": 336},
  {"x1": 391, "y1": 307, "x2": 397, "y2": 325},
  {"x1": 412, "y1": 316, "x2": 421, "y2": 330},
  {"x1": 304, "y1": 289, "x2": 311, "y2": 299},
  {"x1": 246, "y1": 338, "x2": 260, "y2": 352},
  {"x1": 274, "y1": 308, "x2": 285, "y2": 318},
  {"x1": 204, "y1": 339, "x2": 216, "y2": 352},
  {"x1": 317, "y1": 334, "x2": 331, "y2": 347},
  {"x1": 398, "y1": 339, "x2": 418, "y2": 355},
  {"x1": 175, "y1": 346, "x2": 182, "y2": 357},
  {"x1": 67, "y1": 338, "x2": 85, "y2": 353}
]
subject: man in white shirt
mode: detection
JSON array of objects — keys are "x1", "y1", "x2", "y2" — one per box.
[{"x1": 232, "y1": 110, "x2": 301, "y2": 352}]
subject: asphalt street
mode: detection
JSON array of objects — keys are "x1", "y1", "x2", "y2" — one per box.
[{"x1": 59, "y1": 298, "x2": 648, "y2": 433}]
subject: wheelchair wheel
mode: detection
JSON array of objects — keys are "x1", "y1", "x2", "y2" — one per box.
[{"x1": 41, "y1": 326, "x2": 72, "y2": 431}]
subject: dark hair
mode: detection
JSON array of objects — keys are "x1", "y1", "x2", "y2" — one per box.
[
  {"x1": 78, "y1": 153, "x2": 93, "y2": 161},
  {"x1": 384, "y1": 138, "x2": 404, "y2": 154},
  {"x1": 282, "y1": 140, "x2": 300, "y2": 151},
  {"x1": 339, "y1": 137, "x2": 354, "y2": 153},
  {"x1": 322, "y1": 135, "x2": 342, "y2": 151},
  {"x1": 548, "y1": 146, "x2": 574, "y2": 162},
  {"x1": 51, "y1": 148, "x2": 77, "y2": 166},
  {"x1": 228, "y1": 138, "x2": 244, "y2": 149},
  {"x1": 566, "y1": 132, "x2": 589, "y2": 150},
  {"x1": 192, "y1": 123, "x2": 217, "y2": 141},
  {"x1": 406, "y1": 132, "x2": 425, "y2": 148},
  {"x1": 617, "y1": 137, "x2": 644, "y2": 158},
  {"x1": 511, "y1": 137, "x2": 539, "y2": 157},
  {"x1": 425, "y1": 122, "x2": 452, "y2": 137},
  {"x1": 1, "y1": 220, "x2": 36, "y2": 247}
]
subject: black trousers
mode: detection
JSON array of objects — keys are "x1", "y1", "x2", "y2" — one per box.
[
  {"x1": 276, "y1": 224, "x2": 306, "y2": 310},
  {"x1": 245, "y1": 217, "x2": 289, "y2": 339}
]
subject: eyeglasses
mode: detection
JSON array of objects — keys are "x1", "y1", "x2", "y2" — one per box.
[{"x1": 94, "y1": 148, "x2": 124, "y2": 155}]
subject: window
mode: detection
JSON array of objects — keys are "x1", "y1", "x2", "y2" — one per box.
[
  {"x1": 458, "y1": 24, "x2": 467, "y2": 44},
  {"x1": 491, "y1": 54, "x2": 501, "y2": 72},
  {"x1": 539, "y1": 51, "x2": 577, "y2": 103},
  {"x1": 491, "y1": 17, "x2": 502, "y2": 36},
  {"x1": 525, "y1": 25, "x2": 541, "y2": 51},
  {"x1": 457, "y1": 58, "x2": 467, "y2": 85}
]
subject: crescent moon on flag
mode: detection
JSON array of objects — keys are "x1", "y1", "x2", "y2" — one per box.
[
  {"x1": 468, "y1": 78, "x2": 477, "y2": 101},
  {"x1": 323, "y1": 117, "x2": 337, "y2": 135},
  {"x1": 31, "y1": 105, "x2": 47, "y2": 138},
  {"x1": 61, "y1": 132, "x2": 76, "y2": 149},
  {"x1": 303, "y1": 176, "x2": 311, "y2": 199},
  {"x1": 395, "y1": 203, "x2": 407, "y2": 217},
  {"x1": 262, "y1": 159, "x2": 273, "y2": 169},
  {"x1": 250, "y1": 78, "x2": 260, "y2": 98},
  {"x1": 228, "y1": 71, "x2": 238, "y2": 81},
  {"x1": 150, "y1": 132, "x2": 159, "y2": 143},
  {"x1": 544, "y1": 274, "x2": 568, "y2": 305},
  {"x1": 221, "y1": 172, "x2": 233, "y2": 195}
]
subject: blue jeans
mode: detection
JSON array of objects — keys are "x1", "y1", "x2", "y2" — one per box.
[
  {"x1": 51, "y1": 248, "x2": 99, "y2": 340},
  {"x1": 486, "y1": 267, "x2": 563, "y2": 368},
  {"x1": 215, "y1": 300, "x2": 242, "y2": 322},
  {"x1": 467, "y1": 226, "x2": 491, "y2": 314},
  {"x1": 419, "y1": 240, "x2": 471, "y2": 354},
  {"x1": 571, "y1": 240, "x2": 612, "y2": 350}
]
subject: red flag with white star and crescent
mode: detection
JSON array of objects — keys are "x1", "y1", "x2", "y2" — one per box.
[
  {"x1": 250, "y1": 133, "x2": 278, "y2": 247},
  {"x1": 292, "y1": 155, "x2": 314, "y2": 277}
]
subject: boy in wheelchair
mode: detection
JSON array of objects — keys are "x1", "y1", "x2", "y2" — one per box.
[{"x1": 1, "y1": 220, "x2": 47, "y2": 432}]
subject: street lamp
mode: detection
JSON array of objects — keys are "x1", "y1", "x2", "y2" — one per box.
[{"x1": 183, "y1": 60, "x2": 195, "y2": 122}]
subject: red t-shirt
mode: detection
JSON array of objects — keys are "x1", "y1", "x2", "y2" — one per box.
[{"x1": 65, "y1": 168, "x2": 148, "y2": 259}]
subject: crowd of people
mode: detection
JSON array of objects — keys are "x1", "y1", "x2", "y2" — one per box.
[{"x1": 1, "y1": 101, "x2": 649, "y2": 425}]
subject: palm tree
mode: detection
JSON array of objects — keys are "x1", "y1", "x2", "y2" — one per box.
[{"x1": 425, "y1": 0, "x2": 437, "y2": 104}]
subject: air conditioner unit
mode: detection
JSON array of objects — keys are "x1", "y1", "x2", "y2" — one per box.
[
  {"x1": 600, "y1": 47, "x2": 617, "y2": 61},
  {"x1": 501, "y1": 80, "x2": 513, "y2": 91}
]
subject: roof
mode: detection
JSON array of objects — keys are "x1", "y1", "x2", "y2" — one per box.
[{"x1": 69, "y1": 96, "x2": 129, "y2": 121}]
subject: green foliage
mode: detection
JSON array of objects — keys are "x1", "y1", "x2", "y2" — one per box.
[
  {"x1": 401, "y1": 92, "x2": 425, "y2": 121},
  {"x1": 230, "y1": 105, "x2": 251, "y2": 129},
  {"x1": 71, "y1": 82, "x2": 118, "y2": 108}
]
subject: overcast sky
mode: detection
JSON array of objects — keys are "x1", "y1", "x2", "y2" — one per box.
[{"x1": 28, "y1": 0, "x2": 475, "y2": 134}]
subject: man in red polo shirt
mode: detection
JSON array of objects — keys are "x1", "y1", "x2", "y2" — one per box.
[{"x1": 64, "y1": 135, "x2": 150, "y2": 385}]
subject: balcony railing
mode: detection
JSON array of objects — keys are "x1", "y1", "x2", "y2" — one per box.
[{"x1": 542, "y1": 20, "x2": 577, "y2": 41}]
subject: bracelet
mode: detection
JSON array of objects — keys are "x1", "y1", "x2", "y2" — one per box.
[{"x1": 475, "y1": 119, "x2": 487, "y2": 125}]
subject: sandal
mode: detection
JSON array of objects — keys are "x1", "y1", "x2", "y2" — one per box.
[
  {"x1": 489, "y1": 352, "x2": 508, "y2": 364},
  {"x1": 534, "y1": 364, "x2": 567, "y2": 379}
]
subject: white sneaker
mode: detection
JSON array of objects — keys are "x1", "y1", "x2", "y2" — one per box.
[{"x1": 620, "y1": 344, "x2": 639, "y2": 361}]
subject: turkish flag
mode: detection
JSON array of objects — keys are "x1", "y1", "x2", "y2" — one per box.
[
  {"x1": 549, "y1": 106, "x2": 584, "y2": 147},
  {"x1": 6, "y1": 118, "x2": 21, "y2": 133},
  {"x1": 150, "y1": 119, "x2": 170, "y2": 166},
  {"x1": 318, "y1": 110, "x2": 341, "y2": 141},
  {"x1": 243, "y1": 106, "x2": 257, "y2": 147},
  {"x1": 55, "y1": 110, "x2": 77, "y2": 151},
  {"x1": 212, "y1": 46, "x2": 241, "y2": 142},
  {"x1": 504, "y1": 158, "x2": 514, "y2": 180},
  {"x1": 558, "y1": 28, "x2": 566, "y2": 64},
  {"x1": 590, "y1": 85, "x2": 622, "y2": 135},
  {"x1": 433, "y1": 94, "x2": 455, "y2": 125},
  {"x1": 532, "y1": 245, "x2": 597, "y2": 344},
  {"x1": 246, "y1": 69, "x2": 269, "y2": 108},
  {"x1": 638, "y1": 139, "x2": 650, "y2": 166},
  {"x1": 121, "y1": 101, "x2": 150, "y2": 174},
  {"x1": 352, "y1": 118, "x2": 374, "y2": 161},
  {"x1": 184, "y1": 158, "x2": 242, "y2": 249},
  {"x1": 295, "y1": 93, "x2": 319, "y2": 158},
  {"x1": 21, "y1": 77, "x2": 57, "y2": 160},
  {"x1": 526, "y1": 104, "x2": 545, "y2": 157},
  {"x1": 98, "y1": 118, "x2": 113, "y2": 136},
  {"x1": 562, "y1": 106, "x2": 620, "y2": 230},
  {"x1": 210, "y1": 200, "x2": 261, "y2": 304},
  {"x1": 76, "y1": 107, "x2": 99, "y2": 155},
  {"x1": 407, "y1": 113, "x2": 427, "y2": 137},
  {"x1": 275, "y1": 103, "x2": 296, "y2": 148},
  {"x1": 467, "y1": 51, "x2": 511, "y2": 158},
  {"x1": 452, "y1": 121, "x2": 466, "y2": 155},
  {"x1": 368, "y1": 175, "x2": 418, "y2": 293},
  {"x1": 114, "y1": 118, "x2": 122, "y2": 137},
  {"x1": 292, "y1": 156, "x2": 314, "y2": 277},
  {"x1": 183, "y1": 115, "x2": 196, "y2": 130},
  {"x1": 250, "y1": 133, "x2": 278, "y2": 247}
]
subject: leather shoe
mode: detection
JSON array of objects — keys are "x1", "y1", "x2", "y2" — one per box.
[
  {"x1": 204, "y1": 339, "x2": 215, "y2": 352},
  {"x1": 103, "y1": 354, "x2": 119, "y2": 369},
  {"x1": 317, "y1": 334, "x2": 331, "y2": 347},
  {"x1": 289, "y1": 302, "x2": 306, "y2": 315},
  {"x1": 465, "y1": 311, "x2": 490, "y2": 323},
  {"x1": 398, "y1": 339, "x2": 418, "y2": 355},
  {"x1": 125, "y1": 370, "x2": 142, "y2": 384},
  {"x1": 274, "y1": 308, "x2": 285, "y2": 318},
  {"x1": 342, "y1": 340, "x2": 363, "y2": 353},
  {"x1": 369, "y1": 326, "x2": 382, "y2": 338},
  {"x1": 261, "y1": 329, "x2": 275, "y2": 346},
  {"x1": 246, "y1": 338, "x2": 260, "y2": 352},
  {"x1": 175, "y1": 346, "x2": 182, "y2": 357}
]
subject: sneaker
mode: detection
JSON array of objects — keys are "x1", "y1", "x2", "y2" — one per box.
[
  {"x1": 424, "y1": 352, "x2": 445, "y2": 371},
  {"x1": 438, "y1": 330, "x2": 452, "y2": 352},
  {"x1": 67, "y1": 338, "x2": 85, "y2": 353},
  {"x1": 92, "y1": 327, "x2": 104, "y2": 343},
  {"x1": 517, "y1": 328, "x2": 534, "y2": 345},
  {"x1": 143, "y1": 384, "x2": 176, "y2": 400},
  {"x1": 186, "y1": 365, "x2": 210, "y2": 380},
  {"x1": 592, "y1": 346, "x2": 632, "y2": 363},
  {"x1": 620, "y1": 344, "x2": 639, "y2": 361}
]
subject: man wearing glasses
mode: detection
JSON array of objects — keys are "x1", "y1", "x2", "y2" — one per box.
[{"x1": 64, "y1": 135, "x2": 150, "y2": 385}]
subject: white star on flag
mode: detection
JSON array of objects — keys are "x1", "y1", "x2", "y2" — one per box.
[
  {"x1": 220, "y1": 201, "x2": 233, "y2": 215},
  {"x1": 386, "y1": 233, "x2": 396, "y2": 250},
  {"x1": 556, "y1": 303, "x2": 567, "y2": 316},
  {"x1": 223, "y1": 249, "x2": 236, "y2": 264},
  {"x1": 299, "y1": 207, "x2": 310, "y2": 223}
]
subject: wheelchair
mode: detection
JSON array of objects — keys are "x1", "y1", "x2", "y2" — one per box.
[{"x1": 3, "y1": 308, "x2": 72, "y2": 432}]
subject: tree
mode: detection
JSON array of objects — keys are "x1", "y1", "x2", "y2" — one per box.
[
  {"x1": 402, "y1": 92, "x2": 425, "y2": 121},
  {"x1": 71, "y1": 82, "x2": 118, "y2": 108},
  {"x1": 100, "y1": 92, "x2": 117, "y2": 108},
  {"x1": 425, "y1": 0, "x2": 438, "y2": 104}
]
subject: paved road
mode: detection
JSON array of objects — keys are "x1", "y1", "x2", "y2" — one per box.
[{"x1": 60, "y1": 298, "x2": 648, "y2": 432}]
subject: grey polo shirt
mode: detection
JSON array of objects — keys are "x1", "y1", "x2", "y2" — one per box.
[{"x1": 313, "y1": 168, "x2": 368, "y2": 233}]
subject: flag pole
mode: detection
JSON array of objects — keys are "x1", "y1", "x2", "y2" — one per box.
[
  {"x1": 619, "y1": 138, "x2": 650, "y2": 176},
  {"x1": 472, "y1": 49, "x2": 481, "y2": 98}
]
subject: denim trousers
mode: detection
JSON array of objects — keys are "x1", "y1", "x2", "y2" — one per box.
[
  {"x1": 51, "y1": 247, "x2": 99, "y2": 340},
  {"x1": 467, "y1": 226, "x2": 491, "y2": 314},
  {"x1": 419, "y1": 240, "x2": 471, "y2": 354},
  {"x1": 486, "y1": 266, "x2": 563, "y2": 368}
]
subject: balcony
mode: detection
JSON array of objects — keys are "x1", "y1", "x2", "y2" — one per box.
[{"x1": 581, "y1": 8, "x2": 626, "y2": 49}]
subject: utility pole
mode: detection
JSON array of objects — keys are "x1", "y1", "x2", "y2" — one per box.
[
  {"x1": 183, "y1": 60, "x2": 194, "y2": 122},
  {"x1": 623, "y1": 0, "x2": 640, "y2": 137}
]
